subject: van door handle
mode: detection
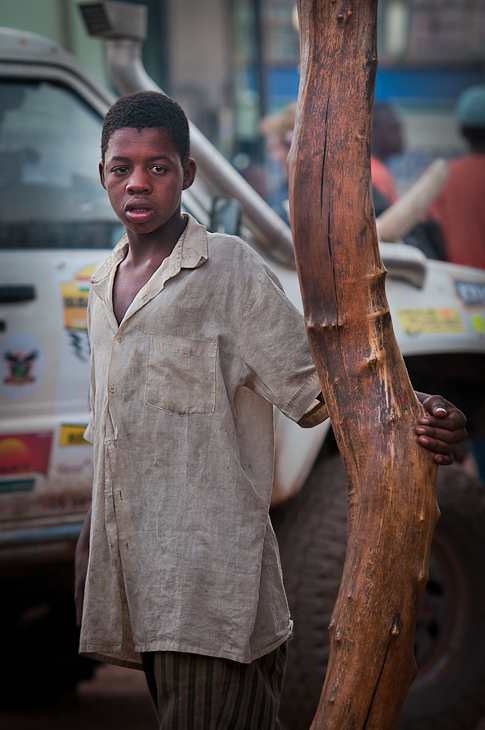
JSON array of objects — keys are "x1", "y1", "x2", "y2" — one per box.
[{"x1": 0, "y1": 285, "x2": 36, "y2": 303}]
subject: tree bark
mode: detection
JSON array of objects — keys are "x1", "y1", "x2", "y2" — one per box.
[{"x1": 287, "y1": 1, "x2": 440, "y2": 728}]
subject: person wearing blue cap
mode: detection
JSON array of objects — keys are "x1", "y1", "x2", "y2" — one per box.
[{"x1": 427, "y1": 85, "x2": 485, "y2": 270}]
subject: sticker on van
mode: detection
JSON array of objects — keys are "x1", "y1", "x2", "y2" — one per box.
[
  {"x1": 59, "y1": 424, "x2": 89, "y2": 446},
  {"x1": 61, "y1": 265, "x2": 93, "y2": 331},
  {"x1": 0, "y1": 431, "x2": 53, "y2": 478},
  {"x1": 454, "y1": 280, "x2": 485, "y2": 308},
  {"x1": 0, "y1": 333, "x2": 46, "y2": 400},
  {"x1": 60, "y1": 264, "x2": 97, "y2": 362},
  {"x1": 53, "y1": 260, "x2": 100, "y2": 363},
  {"x1": 398, "y1": 308, "x2": 465, "y2": 336}
]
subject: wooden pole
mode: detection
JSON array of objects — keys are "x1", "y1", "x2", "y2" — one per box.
[{"x1": 288, "y1": 1, "x2": 440, "y2": 728}]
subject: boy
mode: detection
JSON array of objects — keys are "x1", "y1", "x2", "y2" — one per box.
[{"x1": 75, "y1": 91, "x2": 466, "y2": 729}]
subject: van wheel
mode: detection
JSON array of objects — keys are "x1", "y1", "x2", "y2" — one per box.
[{"x1": 272, "y1": 457, "x2": 485, "y2": 730}]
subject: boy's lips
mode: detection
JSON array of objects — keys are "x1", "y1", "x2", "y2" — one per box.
[
  {"x1": 125, "y1": 202, "x2": 154, "y2": 223},
  {"x1": 126, "y1": 209, "x2": 154, "y2": 222}
]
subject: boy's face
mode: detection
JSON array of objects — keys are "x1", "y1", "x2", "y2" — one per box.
[{"x1": 99, "y1": 127, "x2": 196, "y2": 236}]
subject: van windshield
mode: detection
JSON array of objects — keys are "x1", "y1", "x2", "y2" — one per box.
[{"x1": 0, "y1": 80, "x2": 123, "y2": 249}]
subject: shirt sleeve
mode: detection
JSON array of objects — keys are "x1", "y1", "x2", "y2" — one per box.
[{"x1": 240, "y1": 266, "x2": 323, "y2": 423}]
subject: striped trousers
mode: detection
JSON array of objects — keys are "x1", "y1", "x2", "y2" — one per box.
[{"x1": 141, "y1": 642, "x2": 287, "y2": 730}]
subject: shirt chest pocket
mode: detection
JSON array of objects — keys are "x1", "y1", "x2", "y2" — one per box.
[{"x1": 146, "y1": 334, "x2": 218, "y2": 415}]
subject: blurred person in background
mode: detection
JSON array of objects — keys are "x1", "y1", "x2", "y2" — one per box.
[
  {"x1": 260, "y1": 102, "x2": 296, "y2": 226},
  {"x1": 371, "y1": 102, "x2": 403, "y2": 213},
  {"x1": 262, "y1": 101, "x2": 403, "y2": 224},
  {"x1": 370, "y1": 102, "x2": 446, "y2": 260},
  {"x1": 425, "y1": 85, "x2": 485, "y2": 270}
]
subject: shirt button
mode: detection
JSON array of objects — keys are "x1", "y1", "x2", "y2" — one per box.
[
  {"x1": 109, "y1": 385, "x2": 117, "y2": 393},
  {"x1": 117, "y1": 335, "x2": 124, "y2": 343}
]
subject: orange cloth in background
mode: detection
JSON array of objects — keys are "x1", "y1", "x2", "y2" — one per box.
[
  {"x1": 371, "y1": 155, "x2": 399, "y2": 205},
  {"x1": 427, "y1": 154, "x2": 485, "y2": 270}
]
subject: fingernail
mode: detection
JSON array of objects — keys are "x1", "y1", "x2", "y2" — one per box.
[
  {"x1": 419, "y1": 436, "x2": 428, "y2": 445},
  {"x1": 434, "y1": 407, "x2": 447, "y2": 414},
  {"x1": 416, "y1": 427, "x2": 426, "y2": 435}
]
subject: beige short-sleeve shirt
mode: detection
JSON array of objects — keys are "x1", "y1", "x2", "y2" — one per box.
[{"x1": 80, "y1": 214, "x2": 325, "y2": 668}]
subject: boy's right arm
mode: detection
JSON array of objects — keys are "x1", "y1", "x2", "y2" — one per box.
[{"x1": 75, "y1": 504, "x2": 91, "y2": 627}]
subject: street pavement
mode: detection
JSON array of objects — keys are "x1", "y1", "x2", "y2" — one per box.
[
  {"x1": 0, "y1": 664, "x2": 155, "y2": 730},
  {"x1": 1, "y1": 663, "x2": 484, "y2": 730}
]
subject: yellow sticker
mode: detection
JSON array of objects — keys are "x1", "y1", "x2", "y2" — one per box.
[
  {"x1": 60, "y1": 265, "x2": 97, "y2": 331},
  {"x1": 471, "y1": 313, "x2": 485, "y2": 335},
  {"x1": 398, "y1": 308, "x2": 465, "y2": 335},
  {"x1": 59, "y1": 425, "x2": 89, "y2": 446}
]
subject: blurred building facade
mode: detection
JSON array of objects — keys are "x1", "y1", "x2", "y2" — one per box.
[{"x1": 1, "y1": 0, "x2": 484, "y2": 190}]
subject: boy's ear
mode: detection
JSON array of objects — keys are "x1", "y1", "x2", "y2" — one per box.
[
  {"x1": 182, "y1": 158, "x2": 197, "y2": 191},
  {"x1": 99, "y1": 161, "x2": 106, "y2": 189}
]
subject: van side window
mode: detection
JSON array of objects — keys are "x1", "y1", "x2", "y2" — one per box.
[{"x1": 0, "y1": 80, "x2": 123, "y2": 249}]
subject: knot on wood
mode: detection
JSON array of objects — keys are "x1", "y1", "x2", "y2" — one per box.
[
  {"x1": 337, "y1": 8, "x2": 353, "y2": 22},
  {"x1": 390, "y1": 613, "x2": 403, "y2": 638},
  {"x1": 417, "y1": 569, "x2": 428, "y2": 587}
]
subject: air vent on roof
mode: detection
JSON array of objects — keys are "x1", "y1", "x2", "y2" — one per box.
[
  {"x1": 79, "y1": 2, "x2": 147, "y2": 42},
  {"x1": 79, "y1": 4, "x2": 112, "y2": 35}
]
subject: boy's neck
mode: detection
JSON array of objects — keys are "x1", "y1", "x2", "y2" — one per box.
[{"x1": 125, "y1": 211, "x2": 187, "y2": 267}]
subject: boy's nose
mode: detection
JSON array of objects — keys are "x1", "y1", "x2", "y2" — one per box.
[{"x1": 126, "y1": 170, "x2": 151, "y2": 193}]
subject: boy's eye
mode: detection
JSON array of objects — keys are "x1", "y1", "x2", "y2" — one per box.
[
  {"x1": 151, "y1": 165, "x2": 167, "y2": 174},
  {"x1": 112, "y1": 166, "x2": 128, "y2": 175}
]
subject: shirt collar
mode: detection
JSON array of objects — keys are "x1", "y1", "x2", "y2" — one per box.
[
  {"x1": 91, "y1": 213, "x2": 208, "y2": 288},
  {"x1": 161, "y1": 213, "x2": 209, "y2": 282},
  {"x1": 90, "y1": 214, "x2": 209, "y2": 329}
]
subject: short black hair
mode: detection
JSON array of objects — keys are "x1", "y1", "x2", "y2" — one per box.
[{"x1": 101, "y1": 91, "x2": 190, "y2": 164}]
